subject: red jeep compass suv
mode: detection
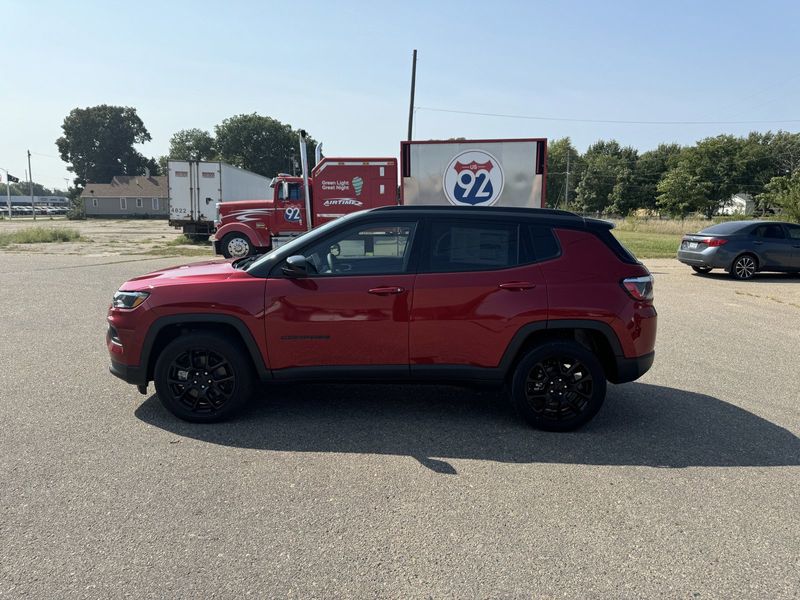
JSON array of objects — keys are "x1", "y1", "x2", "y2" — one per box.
[{"x1": 108, "y1": 206, "x2": 656, "y2": 431}]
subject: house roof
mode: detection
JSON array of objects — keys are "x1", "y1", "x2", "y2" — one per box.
[{"x1": 81, "y1": 175, "x2": 168, "y2": 199}]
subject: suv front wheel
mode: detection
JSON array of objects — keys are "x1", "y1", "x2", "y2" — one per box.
[
  {"x1": 154, "y1": 333, "x2": 254, "y2": 422},
  {"x1": 511, "y1": 341, "x2": 607, "y2": 431}
]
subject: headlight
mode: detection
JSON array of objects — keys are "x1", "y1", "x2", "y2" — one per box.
[{"x1": 112, "y1": 290, "x2": 150, "y2": 309}]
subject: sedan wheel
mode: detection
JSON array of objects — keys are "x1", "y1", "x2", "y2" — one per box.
[{"x1": 731, "y1": 254, "x2": 757, "y2": 280}]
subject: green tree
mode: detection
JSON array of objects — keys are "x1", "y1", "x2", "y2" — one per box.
[
  {"x1": 56, "y1": 105, "x2": 159, "y2": 186},
  {"x1": 757, "y1": 171, "x2": 800, "y2": 222},
  {"x1": 214, "y1": 113, "x2": 317, "y2": 178},
  {"x1": 657, "y1": 135, "x2": 746, "y2": 218},
  {"x1": 575, "y1": 140, "x2": 638, "y2": 214},
  {"x1": 656, "y1": 168, "x2": 711, "y2": 218},
  {"x1": 633, "y1": 143, "x2": 682, "y2": 213},
  {"x1": 546, "y1": 137, "x2": 582, "y2": 208},
  {"x1": 168, "y1": 128, "x2": 217, "y2": 161},
  {"x1": 1, "y1": 181, "x2": 64, "y2": 197}
]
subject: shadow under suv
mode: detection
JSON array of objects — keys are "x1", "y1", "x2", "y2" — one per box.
[{"x1": 107, "y1": 206, "x2": 657, "y2": 431}]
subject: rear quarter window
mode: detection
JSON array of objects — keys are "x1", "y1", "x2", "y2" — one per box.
[{"x1": 525, "y1": 225, "x2": 561, "y2": 262}]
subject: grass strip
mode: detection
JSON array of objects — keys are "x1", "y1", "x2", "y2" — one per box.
[{"x1": 0, "y1": 227, "x2": 81, "y2": 247}]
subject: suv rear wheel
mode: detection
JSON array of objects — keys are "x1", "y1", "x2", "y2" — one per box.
[
  {"x1": 511, "y1": 341, "x2": 607, "y2": 431},
  {"x1": 154, "y1": 333, "x2": 254, "y2": 422}
]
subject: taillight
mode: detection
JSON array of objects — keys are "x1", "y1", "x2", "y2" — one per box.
[
  {"x1": 702, "y1": 238, "x2": 727, "y2": 247},
  {"x1": 622, "y1": 275, "x2": 654, "y2": 301}
]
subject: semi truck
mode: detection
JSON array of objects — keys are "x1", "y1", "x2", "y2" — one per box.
[
  {"x1": 213, "y1": 136, "x2": 547, "y2": 258},
  {"x1": 167, "y1": 160, "x2": 273, "y2": 239}
]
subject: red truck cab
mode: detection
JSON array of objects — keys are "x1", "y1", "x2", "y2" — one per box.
[{"x1": 213, "y1": 158, "x2": 397, "y2": 258}]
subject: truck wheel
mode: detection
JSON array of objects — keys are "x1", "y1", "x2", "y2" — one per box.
[
  {"x1": 221, "y1": 233, "x2": 253, "y2": 259},
  {"x1": 153, "y1": 333, "x2": 254, "y2": 423},
  {"x1": 510, "y1": 341, "x2": 607, "y2": 432}
]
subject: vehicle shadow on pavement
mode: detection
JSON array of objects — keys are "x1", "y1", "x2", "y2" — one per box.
[
  {"x1": 694, "y1": 271, "x2": 800, "y2": 284},
  {"x1": 134, "y1": 382, "x2": 799, "y2": 474}
]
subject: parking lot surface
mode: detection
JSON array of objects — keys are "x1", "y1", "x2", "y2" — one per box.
[{"x1": 1, "y1": 254, "x2": 798, "y2": 599}]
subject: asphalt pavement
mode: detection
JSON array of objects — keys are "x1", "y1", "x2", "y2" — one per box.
[{"x1": 0, "y1": 254, "x2": 797, "y2": 599}]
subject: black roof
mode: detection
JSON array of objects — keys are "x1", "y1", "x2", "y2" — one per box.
[{"x1": 368, "y1": 205, "x2": 611, "y2": 229}]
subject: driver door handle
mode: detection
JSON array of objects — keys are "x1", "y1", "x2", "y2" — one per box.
[
  {"x1": 498, "y1": 281, "x2": 536, "y2": 291},
  {"x1": 368, "y1": 286, "x2": 405, "y2": 296}
]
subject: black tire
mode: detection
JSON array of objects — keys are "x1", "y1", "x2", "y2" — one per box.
[
  {"x1": 510, "y1": 341, "x2": 607, "y2": 432},
  {"x1": 730, "y1": 254, "x2": 758, "y2": 280},
  {"x1": 221, "y1": 232, "x2": 253, "y2": 259},
  {"x1": 153, "y1": 333, "x2": 254, "y2": 423},
  {"x1": 691, "y1": 266, "x2": 712, "y2": 274}
]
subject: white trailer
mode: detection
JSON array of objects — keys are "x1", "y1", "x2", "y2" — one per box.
[
  {"x1": 167, "y1": 160, "x2": 272, "y2": 239},
  {"x1": 400, "y1": 138, "x2": 547, "y2": 208}
]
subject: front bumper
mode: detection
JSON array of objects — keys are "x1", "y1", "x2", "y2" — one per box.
[
  {"x1": 610, "y1": 351, "x2": 655, "y2": 384},
  {"x1": 109, "y1": 360, "x2": 147, "y2": 386}
]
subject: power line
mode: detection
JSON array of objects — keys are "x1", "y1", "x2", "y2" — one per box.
[{"x1": 415, "y1": 106, "x2": 800, "y2": 126}]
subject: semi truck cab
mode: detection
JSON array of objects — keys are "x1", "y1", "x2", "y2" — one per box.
[{"x1": 213, "y1": 159, "x2": 398, "y2": 258}]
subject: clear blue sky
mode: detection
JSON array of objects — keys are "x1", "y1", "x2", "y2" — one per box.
[{"x1": 2, "y1": 0, "x2": 799, "y2": 190}]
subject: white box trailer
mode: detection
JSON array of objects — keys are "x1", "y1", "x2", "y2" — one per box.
[
  {"x1": 167, "y1": 160, "x2": 272, "y2": 238},
  {"x1": 400, "y1": 138, "x2": 547, "y2": 208}
]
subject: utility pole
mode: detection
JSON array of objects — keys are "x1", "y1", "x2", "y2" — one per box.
[
  {"x1": 2, "y1": 169, "x2": 10, "y2": 219},
  {"x1": 564, "y1": 149, "x2": 570, "y2": 208},
  {"x1": 27, "y1": 150, "x2": 35, "y2": 221},
  {"x1": 406, "y1": 49, "x2": 418, "y2": 141}
]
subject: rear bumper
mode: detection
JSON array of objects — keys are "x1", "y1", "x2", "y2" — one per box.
[
  {"x1": 610, "y1": 351, "x2": 655, "y2": 384},
  {"x1": 677, "y1": 248, "x2": 731, "y2": 269},
  {"x1": 110, "y1": 360, "x2": 147, "y2": 386}
]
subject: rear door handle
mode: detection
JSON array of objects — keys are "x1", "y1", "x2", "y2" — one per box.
[
  {"x1": 498, "y1": 281, "x2": 536, "y2": 291},
  {"x1": 754, "y1": 241, "x2": 763, "y2": 245},
  {"x1": 368, "y1": 286, "x2": 405, "y2": 296}
]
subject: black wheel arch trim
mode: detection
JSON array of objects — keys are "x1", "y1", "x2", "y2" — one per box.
[
  {"x1": 140, "y1": 314, "x2": 271, "y2": 383},
  {"x1": 498, "y1": 319, "x2": 624, "y2": 369}
]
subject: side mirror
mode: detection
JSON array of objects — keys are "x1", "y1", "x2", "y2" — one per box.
[
  {"x1": 282, "y1": 255, "x2": 311, "y2": 277},
  {"x1": 281, "y1": 181, "x2": 289, "y2": 200}
]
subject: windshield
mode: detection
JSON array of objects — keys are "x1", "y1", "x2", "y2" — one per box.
[{"x1": 244, "y1": 211, "x2": 366, "y2": 273}]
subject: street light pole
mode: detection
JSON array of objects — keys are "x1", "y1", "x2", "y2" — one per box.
[
  {"x1": 28, "y1": 150, "x2": 35, "y2": 221},
  {"x1": 2, "y1": 168, "x2": 10, "y2": 219}
]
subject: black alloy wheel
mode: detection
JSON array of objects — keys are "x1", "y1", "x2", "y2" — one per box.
[
  {"x1": 731, "y1": 254, "x2": 757, "y2": 280},
  {"x1": 511, "y1": 341, "x2": 607, "y2": 431},
  {"x1": 691, "y1": 266, "x2": 712, "y2": 274},
  {"x1": 154, "y1": 333, "x2": 253, "y2": 422}
]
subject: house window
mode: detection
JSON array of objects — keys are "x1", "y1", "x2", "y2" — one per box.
[
  {"x1": 92, "y1": 198, "x2": 98, "y2": 207},
  {"x1": 136, "y1": 198, "x2": 143, "y2": 208},
  {"x1": 152, "y1": 198, "x2": 159, "y2": 210},
  {"x1": 120, "y1": 197, "x2": 127, "y2": 209}
]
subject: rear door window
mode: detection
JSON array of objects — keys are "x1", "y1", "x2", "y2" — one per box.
[
  {"x1": 785, "y1": 224, "x2": 800, "y2": 240},
  {"x1": 426, "y1": 220, "x2": 519, "y2": 272},
  {"x1": 752, "y1": 224, "x2": 786, "y2": 239}
]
